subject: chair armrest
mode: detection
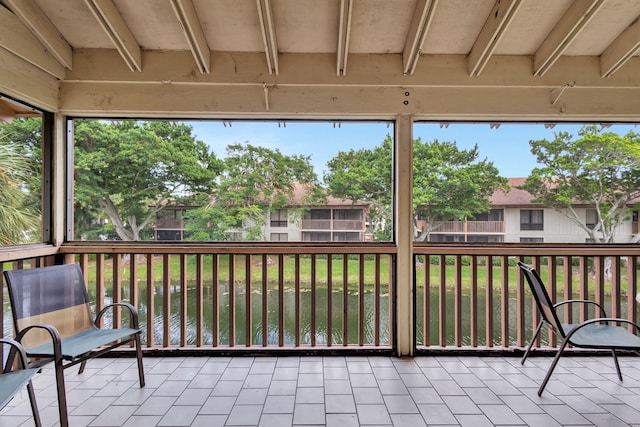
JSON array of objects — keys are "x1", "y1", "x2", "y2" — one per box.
[
  {"x1": 565, "y1": 317, "x2": 640, "y2": 338},
  {"x1": 0, "y1": 338, "x2": 31, "y2": 372},
  {"x1": 554, "y1": 299, "x2": 608, "y2": 317},
  {"x1": 14, "y1": 324, "x2": 63, "y2": 363},
  {"x1": 95, "y1": 302, "x2": 140, "y2": 329}
]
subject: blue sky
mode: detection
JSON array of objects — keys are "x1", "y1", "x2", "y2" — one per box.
[{"x1": 188, "y1": 121, "x2": 638, "y2": 180}]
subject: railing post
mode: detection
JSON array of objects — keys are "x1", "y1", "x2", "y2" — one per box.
[{"x1": 395, "y1": 114, "x2": 414, "y2": 356}]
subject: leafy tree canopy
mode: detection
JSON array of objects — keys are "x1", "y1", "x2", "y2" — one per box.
[
  {"x1": 74, "y1": 120, "x2": 221, "y2": 241},
  {"x1": 0, "y1": 130, "x2": 40, "y2": 244},
  {"x1": 186, "y1": 143, "x2": 325, "y2": 241},
  {"x1": 520, "y1": 125, "x2": 640, "y2": 243},
  {"x1": 325, "y1": 135, "x2": 507, "y2": 241}
]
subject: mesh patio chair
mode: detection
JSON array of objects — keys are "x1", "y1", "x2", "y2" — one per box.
[
  {"x1": 4, "y1": 264, "x2": 145, "y2": 427},
  {"x1": 518, "y1": 261, "x2": 640, "y2": 396},
  {"x1": 0, "y1": 338, "x2": 41, "y2": 426}
]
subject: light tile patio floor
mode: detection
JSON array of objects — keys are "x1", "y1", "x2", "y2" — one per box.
[{"x1": 2, "y1": 354, "x2": 640, "y2": 426}]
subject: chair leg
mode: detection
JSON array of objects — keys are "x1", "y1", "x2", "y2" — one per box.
[
  {"x1": 538, "y1": 337, "x2": 570, "y2": 396},
  {"x1": 134, "y1": 332, "x2": 145, "y2": 388},
  {"x1": 78, "y1": 360, "x2": 87, "y2": 374},
  {"x1": 611, "y1": 349, "x2": 623, "y2": 381},
  {"x1": 26, "y1": 380, "x2": 42, "y2": 427},
  {"x1": 54, "y1": 357, "x2": 69, "y2": 427},
  {"x1": 522, "y1": 321, "x2": 543, "y2": 365}
]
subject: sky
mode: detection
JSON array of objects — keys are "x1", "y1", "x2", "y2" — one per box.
[{"x1": 187, "y1": 120, "x2": 639, "y2": 180}]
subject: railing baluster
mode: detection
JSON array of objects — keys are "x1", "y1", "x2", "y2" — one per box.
[
  {"x1": 212, "y1": 254, "x2": 219, "y2": 347},
  {"x1": 278, "y1": 254, "x2": 284, "y2": 347},
  {"x1": 563, "y1": 256, "x2": 572, "y2": 324},
  {"x1": 358, "y1": 254, "x2": 365, "y2": 346},
  {"x1": 470, "y1": 255, "x2": 478, "y2": 348},
  {"x1": 196, "y1": 254, "x2": 204, "y2": 347},
  {"x1": 516, "y1": 255, "x2": 525, "y2": 347},
  {"x1": 245, "y1": 254, "x2": 252, "y2": 347},
  {"x1": 579, "y1": 256, "x2": 589, "y2": 322},
  {"x1": 295, "y1": 254, "x2": 300, "y2": 347},
  {"x1": 96, "y1": 254, "x2": 105, "y2": 327},
  {"x1": 146, "y1": 254, "x2": 155, "y2": 348},
  {"x1": 628, "y1": 256, "x2": 638, "y2": 330},
  {"x1": 130, "y1": 254, "x2": 138, "y2": 323},
  {"x1": 327, "y1": 254, "x2": 333, "y2": 347},
  {"x1": 229, "y1": 254, "x2": 235, "y2": 347},
  {"x1": 595, "y1": 256, "x2": 605, "y2": 316},
  {"x1": 163, "y1": 254, "x2": 171, "y2": 347},
  {"x1": 180, "y1": 254, "x2": 187, "y2": 347},
  {"x1": 501, "y1": 255, "x2": 509, "y2": 348},
  {"x1": 531, "y1": 256, "x2": 540, "y2": 348},
  {"x1": 454, "y1": 255, "x2": 462, "y2": 347},
  {"x1": 439, "y1": 255, "x2": 446, "y2": 347},
  {"x1": 311, "y1": 254, "x2": 317, "y2": 347},
  {"x1": 262, "y1": 254, "x2": 268, "y2": 347},
  {"x1": 485, "y1": 255, "x2": 493, "y2": 348},
  {"x1": 342, "y1": 254, "x2": 348, "y2": 346},
  {"x1": 548, "y1": 256, "x2": 557, "y2": 348},
  {"x1": 612, "y1": 256, "x2": 621, "y2": 319},
  {"x1": 374, "y1": 254, "x2": 380, "y2": 347},
  {"x1": 113, "y1": 254, "x2": 122, "y2": 329}
]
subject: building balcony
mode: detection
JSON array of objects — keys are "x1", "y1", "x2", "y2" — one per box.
[{"x1": 300, "y1": 219, "x2": 365, "y2": 231}]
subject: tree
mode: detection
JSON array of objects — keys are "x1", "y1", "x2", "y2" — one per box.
[
  {"x1": 325, "y1": 135, "x2": 508, "y2": 241},
  {"x1": 0, "y1": 131, "x2": 40, "y2": 244},
  {"x1": 74, "y1": 120, "x2": 221, "y2": 241},
  {"x1": 324, "y1": 136, "x2": 392, "y2": 240},
  {"x1": 186, "y1": 143, "x2": 325, "y2": 241},
  {"x1": 520, "y1": 125, "x2": 640, "y2": 244}
]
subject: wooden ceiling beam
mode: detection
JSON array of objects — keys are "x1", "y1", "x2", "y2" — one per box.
[
  {"x1": 468, "y1": 0, "x2": 522, "y2": 77},
  {"x1": 169, "y1": 0, "x2": 210, "y2": 74},
  {"x1": 2, "y1": 0, "x2": 72, "y2": 70},
  {"x1": 402, "y1": 0, "x2": 439, "y2": 75},
  {"x1": 600, "y1": 15, "x2": 640, "y2": 78},
  {"x1": 533, "y1": 0, "x2": 606, "y2": 77},
  {"x1": 0, "y1": 6, "x2": 66, "y2": 79},
  {"x1": 336, "y1": 0, "x2": 353, "y2": 76},
  {"x1": 84, "y1": 0, "x2": 142, "y2": 72},
  {"x1": 256, "y1": 0, "x2": 278, "y2": 75}
]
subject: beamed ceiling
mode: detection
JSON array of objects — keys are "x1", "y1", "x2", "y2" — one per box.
[{"x1": 1, "y1": 0, "x2": 640, "y2": 121}]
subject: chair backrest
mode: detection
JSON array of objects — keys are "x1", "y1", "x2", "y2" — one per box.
[
  {"x1": 4, "y1": 264, "x2": 95, "y2": 349},
  {"x1": 517, "y1": 261, "x2": 565, "y2": 337}
]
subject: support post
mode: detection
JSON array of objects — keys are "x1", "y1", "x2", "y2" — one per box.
[{"x1": 394, "y1": 114, "x2": 414, "y2": 356}]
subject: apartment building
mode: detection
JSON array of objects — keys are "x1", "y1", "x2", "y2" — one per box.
[
  {"x1": 426, "y1": 178, "x2": 639, "y2": 244},
  {"x1": 153, "y1": 196, "x2": 369, "y2": 242}
]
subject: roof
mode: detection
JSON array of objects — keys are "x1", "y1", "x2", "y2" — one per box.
[
  {"x1": 490, "y1": 177, "x2": 538, "y2": 206},
  {"x1": 1, "y1": 1, "x2": 640, "y2": 121}
]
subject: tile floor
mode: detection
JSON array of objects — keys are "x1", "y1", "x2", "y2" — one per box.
[{"x1": 2, "y1": 354, "x2": 640, "y2": 426}]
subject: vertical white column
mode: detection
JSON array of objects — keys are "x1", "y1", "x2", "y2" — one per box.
[{"x1": 395, "y1": 114, "x2": 414, "y2": 356}]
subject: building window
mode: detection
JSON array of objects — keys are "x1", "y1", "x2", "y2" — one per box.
[
  {"x1": 586, "y1": 209, "x2": 598, "y2": 230},
  {"x1": 520, "y1": 209, "x2": 543, "y2": 231},
  {"x1": 270, "y1": 208, "x2": 288, "y2": 227},
  {"x1": 333, "y1": 232, "x2": 361, "y2": 242},
  {"x1": 333, "y1": 209, "x2": 362, "y2": 220},
  {"x1": 520, "y1": 237, "x2": 544, "y2": 243},
  {"x1": 270, "y1": 232, "x2": 288, "y2": 242}
]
